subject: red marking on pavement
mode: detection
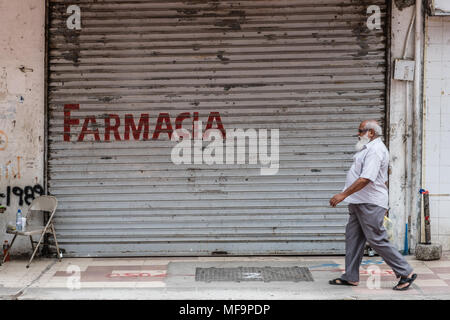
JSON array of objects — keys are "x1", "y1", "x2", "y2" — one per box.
[
  {"x1": 107, "y1": 271, "x2": 166, "y2": 278},
  {"x1": 53, "y1": 265, "x2": 168, "y2": 282}
]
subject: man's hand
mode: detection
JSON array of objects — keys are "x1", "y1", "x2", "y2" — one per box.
[
  {"x1": 329, "y1": 178, "x2": 370, "y2": 208},
  {"x1": 329, "y1": 193, "x2": 346, "y2": 207}
]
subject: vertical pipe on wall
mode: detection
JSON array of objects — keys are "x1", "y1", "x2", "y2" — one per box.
[
  {"x1": 43, "y1": 0, "x2": 51, "y2": 254},
  {"x1": 420, "y1": 15, "x2": 429, "y2": 245},
  {"x1": 411, "y1": 0, "x2": 424, "y2": 252},
  {"x1": 405, "y1": 80, "x2": 412, "y2": 254},
  {"x1": 385, "y1": 1, "x2": 392, "y2": 149},
  {"x1": 44, "y1": 0, "x2": 49, "y2": 196},
  {"x1": 402, "y1": 8, "x2": 416, "y2": 255}
]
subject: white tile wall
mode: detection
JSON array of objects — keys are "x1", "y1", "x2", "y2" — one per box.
[
  {"x1": 438, "y1": 218, "x2": 450, "y2": 235},
  {"x1": 440, "y1": 131, "x2": 450, "y2": 142},
  {"x1": 439, "y1": 200, "x2": 450, "y2": 219},
  {"x1": 428, "y1": 114, "x2": 443, "y2": 131},
  {"x1": 427, "y1": 44, "x2": 443, "y2": 61},
  {"x1": 425, "y1": 131, "x2": 440, "y2": 166},
  {"x1": 445, "y1": 79, "x2": 450, "y2": 95},
  {"x1": 425, "y1": 61, "x2": 444, "y2": 79},
  {"x1": 424, "y1": 16, "x2": 450, "y2": 249},
  {"x1": 428, "y1": 17, "x2": 443, "y2": 28},
  {"x1": 438, "y1": 235, "x2": 450, "y2": 248},
  {"x1": 431, "y1": 217, "x2": 439, "y2": 237},
  {"x1": 427, "y1": 27, "x2": 443, "y2": 45},
  {"x1": 429, "y1": 198, "x2": 440, "y2": 219},
  {"x1": 441, "y1": 151, "x2": 450, "y2": 167},
  {"x1": 440, "y1": 184, "x2": 450, "y2": 197},
  {"x1": 424, "y1": 164, "x2": 440, "y2": 186},
  {"x1": 442, "y1": 96, "x2": 450, "y2": 112},
  {"x1": 444, "y1": 23, "x2": 450, "y2": 44},
  {"x1": 440, "y1": 113, "x2": 450, "y2": 129},
  {"x1": 426, "y1": 79, "x2": 445, "y2": 97},
  {"x1": 426, "y1": 97, "x2": 442, "y2": 114}
]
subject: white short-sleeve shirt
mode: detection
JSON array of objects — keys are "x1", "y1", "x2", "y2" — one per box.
[{"x1": 343, "y1": 137, "x2": 389, "y2": 209}]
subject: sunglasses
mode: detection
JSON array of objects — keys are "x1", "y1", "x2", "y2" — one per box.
[{"x1": 358, "y1": 129, "x2": 370, "y2": 134}]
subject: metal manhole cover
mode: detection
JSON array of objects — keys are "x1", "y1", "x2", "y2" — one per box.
[{"x1": 195, "y1": 266, "x2": 314, "y2": 282}]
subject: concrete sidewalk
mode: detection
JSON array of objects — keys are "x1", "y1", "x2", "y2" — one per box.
[{"x1": 1, "y1": 252, "x2": 450, "y2": 300}]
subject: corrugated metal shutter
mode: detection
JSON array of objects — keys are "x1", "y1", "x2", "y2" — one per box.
[{"x1": 47, "y1": 0, "x2": 387, "y2": 257}]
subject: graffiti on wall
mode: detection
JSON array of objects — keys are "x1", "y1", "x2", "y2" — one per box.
[
  {"x1": 0, "y1": 184, "x2": 44, "y2": 207},
  {"x1": 0, "y1": 156, "x2": 21, "y2": 180},
  {"x1": 0, "y1": 130, "x2": 7, "y2": 151}
]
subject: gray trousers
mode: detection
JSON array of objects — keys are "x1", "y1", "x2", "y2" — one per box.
[{"x1": 340, "y1": 203, "x2": 413, "y2": 282}]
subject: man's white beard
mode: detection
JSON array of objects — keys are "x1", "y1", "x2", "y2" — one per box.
[{"x1": 355, "y1": 132, "x2": 371, "y2": 151}]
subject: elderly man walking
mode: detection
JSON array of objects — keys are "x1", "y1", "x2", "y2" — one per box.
[{"x1": 328, "y1": 120, "x2": 417, "y2": 291}]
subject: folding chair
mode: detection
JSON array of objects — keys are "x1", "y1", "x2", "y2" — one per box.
[{"x1": 2, "y1": 195, "x2": 62, "y2": 268}]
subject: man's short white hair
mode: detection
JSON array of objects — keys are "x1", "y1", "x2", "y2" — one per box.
[{"x1": 363, "y1": 120, "x2": 383, "y2": 136}]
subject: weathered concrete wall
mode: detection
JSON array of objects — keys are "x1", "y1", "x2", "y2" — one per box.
[
  {"x1": 423, "y1": 15, "x2": 450, "y2": 250},
  {"x1": 0, "y1": 0, "x2": 45, "y2": 255}
]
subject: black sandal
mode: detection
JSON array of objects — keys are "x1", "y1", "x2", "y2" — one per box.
[
  {"x1": 393, "y1": 273, "x2": 417, "y2": 291},
  {"x1": 329, "y1": 278, "x2": 358, "y2": 286}
]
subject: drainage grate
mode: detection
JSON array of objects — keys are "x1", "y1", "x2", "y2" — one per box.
[{"x1": 195, "y1": 266, "x2": 314, "y2": 282}]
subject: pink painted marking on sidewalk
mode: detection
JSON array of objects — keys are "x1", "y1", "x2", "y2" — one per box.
[{"x1": 54, "y1": 265, "x2": 168, "y2": 282}]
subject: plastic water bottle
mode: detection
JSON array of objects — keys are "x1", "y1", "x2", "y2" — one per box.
[{"x1": 16, "y1": 209, "x2": 23, "y2": 231}]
